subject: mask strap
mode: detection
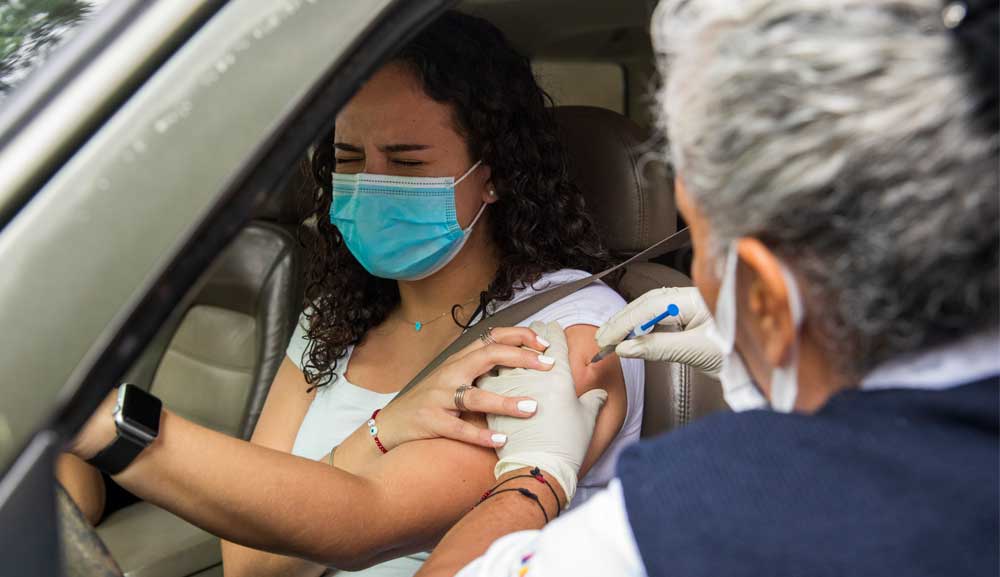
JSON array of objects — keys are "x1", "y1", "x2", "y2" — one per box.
[
  {"x1": 769, "y1": 262, "x2": 805, "y2": 413},
  {"x1": 457, "y1": 160, "x2": 487, "y2": 233},
  {"x1": 454, "y1": 160, "x2": 483, "y2": 185},
  {"x1": 713, "y1": 242, "x2": 741, "y2": 353},
  {"x1": 463, "y1": 201, "x2": 489, "y2": 232}
]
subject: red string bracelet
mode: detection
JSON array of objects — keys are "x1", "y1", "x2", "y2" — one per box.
[
  {"x1": 368, "y1": 409, "x2": 388, "y2": 454},
  {"x1": 478, "y1": 487, "x2": 549, "y2": 524},
  {"x1": 528, "y1": 467, "x2": 561, "y2": 515},
  {"x1": 478, "y1": 466, "x2": 561, "y2": 516}
]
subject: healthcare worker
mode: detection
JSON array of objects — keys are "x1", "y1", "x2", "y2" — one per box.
[{"x1": 416, "y1": 0, "x2": 999, "y2": 575}]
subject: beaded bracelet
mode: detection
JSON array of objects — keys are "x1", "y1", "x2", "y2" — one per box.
[
  {"x1": 527, "y1": 467, "x2": 560, "y2": 516},
  {"x1": 368, "y1": 409, "x2": 388, "y2": 454},
  {"x1": 478, "y1": 487, "x2": 549, "y2": 524},
  {"x1": 479, "y1": 467, "x2": 561, "y2": 516}
]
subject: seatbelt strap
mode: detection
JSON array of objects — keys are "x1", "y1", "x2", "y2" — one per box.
[{"x1": 392, "y1": 227, "x2": 691, "y2": 401}]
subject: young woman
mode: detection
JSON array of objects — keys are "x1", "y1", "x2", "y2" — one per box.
[{"x1": 68, "y1": 11, "x2": 643, "y2": 577}]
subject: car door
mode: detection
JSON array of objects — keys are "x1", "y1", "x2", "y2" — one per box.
[{"x1": 0, "y1": 0, "x2": 451, "y2": 574}]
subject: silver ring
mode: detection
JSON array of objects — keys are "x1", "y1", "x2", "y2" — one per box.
[
  {"x1": 454, "y1": 385, "x2": 473, "y2": 412},
  {"x1": 455, "y1": 385, "x2": 472, "y2": 413},
  {"x1": 479, "y1": 327, "x2": 497, "y2": 347}
]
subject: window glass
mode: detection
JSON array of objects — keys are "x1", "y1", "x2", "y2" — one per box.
[
  {"x1": 0, "y1": 0, "x2": 105, "y2": 102},
  {"x1": 0, "y1": 0, "x2": 390, "y2": 471},
  {"x1": 532, "y1": 60, "x2": 626, "y2": 114}
]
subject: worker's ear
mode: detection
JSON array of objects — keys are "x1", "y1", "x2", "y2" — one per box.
[{"x1": 735, "y1": 238, "x2": 799, "y2": 370}]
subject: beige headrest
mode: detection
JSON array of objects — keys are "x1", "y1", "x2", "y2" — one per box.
[{"x1": 554, "y1": 106, "x2": 676, "y2": 256}]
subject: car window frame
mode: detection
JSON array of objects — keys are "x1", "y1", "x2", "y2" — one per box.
[
  {"x1": 0, "y1": 0, "x2": 228, "y2": 226},
  {"x1": 0, "y1": 0, "x2": 453, "y2": 570}
]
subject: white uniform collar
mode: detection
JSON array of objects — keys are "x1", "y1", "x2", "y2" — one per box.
[{"x1": 861, "y1": 332, "x2": 1000, "y2": 391}]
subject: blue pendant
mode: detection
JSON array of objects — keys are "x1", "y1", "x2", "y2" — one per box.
[{"x1": 415, "y1": 322, "x2": 422, "y2": 332}]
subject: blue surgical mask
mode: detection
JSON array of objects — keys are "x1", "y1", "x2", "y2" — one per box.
[{"x1": 330, "y1": 160, "x2": 487, "y2": 280}]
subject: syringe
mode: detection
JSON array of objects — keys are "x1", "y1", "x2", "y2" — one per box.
[{"x1": 590, "y1": 304, "x2": 680, "y2": 364}]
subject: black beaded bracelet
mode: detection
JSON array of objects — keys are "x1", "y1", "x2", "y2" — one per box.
[
  {"x1": 477, "y1": 487, "x2": 549, "y2": 524},
  {"x1": 478, "y1": 468, "x2": 561, "y2": 517},
  {"x1": 528, "y1": 467, "x2": 561, "y2": 517}
]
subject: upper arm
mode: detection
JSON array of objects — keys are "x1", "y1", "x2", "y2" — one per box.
[
  {"x1": 222, "y1": 357, "x2": 321, "y2": 575},
  {"x1": 525, "y1": 281, "x2": 633, "y2": 478},
  {"x1": 249, "y1": 356, "x2": 316, "y2": 452},
  {"x1": 250, "y1": 312, "x2": 315, "y2": 452},
  {"x1": 564, "y1": 324, "x2": 628, "y2": 478}
]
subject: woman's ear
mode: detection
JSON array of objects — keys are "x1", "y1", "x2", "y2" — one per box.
[
  {"x1": 736, "y1": 238, "x2": 798, "y2": 368},
  {"x1": 481, "y1": 165, "x2": 498, "y2": 204}
]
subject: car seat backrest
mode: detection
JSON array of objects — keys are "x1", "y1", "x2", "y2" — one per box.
[
  {"x1": 129, "y1": 222, "x2": 300, "y2": 439},
  {"x1": 553, "y1": 105, "x2": 728, "y2": 435}
]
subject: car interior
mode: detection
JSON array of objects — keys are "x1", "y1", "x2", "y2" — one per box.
[{"x1": 24, "y1": 1, "x2": 727, "y2": 575}]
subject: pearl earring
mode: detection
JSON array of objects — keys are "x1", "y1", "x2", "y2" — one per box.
[{"x1": 488, "y1": 189, "x2": 496, "y2": 197}]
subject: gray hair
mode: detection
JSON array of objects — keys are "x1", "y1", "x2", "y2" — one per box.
[{"x1": 652, "y1": 0, "x2": 998, "y2": 375}]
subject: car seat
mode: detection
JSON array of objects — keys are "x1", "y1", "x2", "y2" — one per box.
[{"x1": 97, "y1": 172, "x2": 307, "y2": 577}]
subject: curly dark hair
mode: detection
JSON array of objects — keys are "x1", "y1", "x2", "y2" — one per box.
[{"x1": 300, "y1": 10, "x2": 612, "y2": 389}]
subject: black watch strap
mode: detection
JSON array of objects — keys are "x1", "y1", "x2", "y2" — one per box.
[{"x1": 87, "y1": 434, "x2": 146, "y2": 475}]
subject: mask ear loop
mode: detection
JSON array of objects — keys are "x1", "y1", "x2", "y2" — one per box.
[
  {"x1": 710, "y1": 240, "x2": 769, "y2": 412},
  {"x1": 454, "y1": 160, "x2": 484, "y2": 185},
  {"x1": 769, "y1": 263, "x2": 805, "y2": 413},
  {"x1": 455, "y1": 160, "x2": 488, "y2": 233},
  {"x1": 463, "y1": 202, "x2": 489, "y2": 232},
  {"x1": 714, "y1": 242, "x2": 741, "y2": 353}
]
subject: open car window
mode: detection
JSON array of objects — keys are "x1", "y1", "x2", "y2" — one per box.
[
  {"x1": 0, "y1": 0, "x2": 106, "y2": 102},
  {"x1": 0, "y1": 0, "x2": 400, "y2": 474}
]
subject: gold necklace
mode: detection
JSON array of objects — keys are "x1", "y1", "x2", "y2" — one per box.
[{"x1": 403, "y1": 297, "x2": 480, "y2": 332}]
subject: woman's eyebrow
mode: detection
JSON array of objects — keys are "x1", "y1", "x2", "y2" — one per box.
[
  {"x1": 333, "y1": 143, "x2": 433, "y2": 153},
  {"x1": 379, "y1": 144, "x2": 432, "y2": 153}
]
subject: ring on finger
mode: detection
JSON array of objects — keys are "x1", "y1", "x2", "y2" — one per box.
[
  {"x1": 454, "y1": 384, "x2": 474, "y2": 412},
  {"x1": 479, "y1": 327, "x2": 497, "y2": 347}
]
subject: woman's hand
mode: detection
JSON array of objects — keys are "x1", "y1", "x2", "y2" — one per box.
[
  {"x1": 478, "y1": 321, "x2": 607, "y2": 504},
  {"x1": 595, "y1": 286, "x2": 723, "y2": 376},
  {"x1": 375, "y1": 326, "x2": 556, "y2": 451}
]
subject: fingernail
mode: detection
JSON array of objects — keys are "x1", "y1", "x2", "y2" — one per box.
[
  {"x1": 536, "y1": 336, "x2": 551, "y2": 348},
  {"x1": 491, "y1": 433, "x2": 507, "y2": 445},
  {"x1": 517, "y1": 400, "x2": 538, "y2": 413},
  {"x1": 538, "y1": 355, "x2": 555, "y2": 365}
]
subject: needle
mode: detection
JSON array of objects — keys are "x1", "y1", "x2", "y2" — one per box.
[{"x1": 590, "y1": 304, "x2": 680, "y2": 364}]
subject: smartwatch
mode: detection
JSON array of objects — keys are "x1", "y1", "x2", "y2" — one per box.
[{"x1": 87, "y1": 383, "x2": 162, "y2": 475}]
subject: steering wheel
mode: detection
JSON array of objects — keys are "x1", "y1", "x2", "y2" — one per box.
[{"x1": 56, "y1": 484, "x2": 123, "y2": 577}]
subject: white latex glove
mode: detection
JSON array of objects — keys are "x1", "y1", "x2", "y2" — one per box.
[
  {"x1": 477, "y1": 321, "x2": 607, "y2": 505},
  {"x1": 595, "y1": 286, "x2": 723, "y2": 376}
]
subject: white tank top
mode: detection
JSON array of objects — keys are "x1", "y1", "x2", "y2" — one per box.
[{"x1": 285, "y1": 269, "x2": 644, "y2": 576}]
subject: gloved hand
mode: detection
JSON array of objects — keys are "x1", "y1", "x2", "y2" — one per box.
[
  {"x1": 477, "y1": 321, "x2": 607, "y2": 505},
  {"x1": 595, "y1": 286, "x2": 722, "y2": 376}
]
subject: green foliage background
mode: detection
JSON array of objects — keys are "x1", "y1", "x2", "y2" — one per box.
[{"x1": 0, "y1": 0, "x2": 93, "y2": 96}]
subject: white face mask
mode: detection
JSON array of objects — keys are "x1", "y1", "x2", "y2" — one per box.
[{"x1": 705, "y1": 242, "x2": 804, "y2": 413}]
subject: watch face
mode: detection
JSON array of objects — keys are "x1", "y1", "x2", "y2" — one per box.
[{"x1": 117, "y1": 384, "x2": 162, "y2": 443}]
